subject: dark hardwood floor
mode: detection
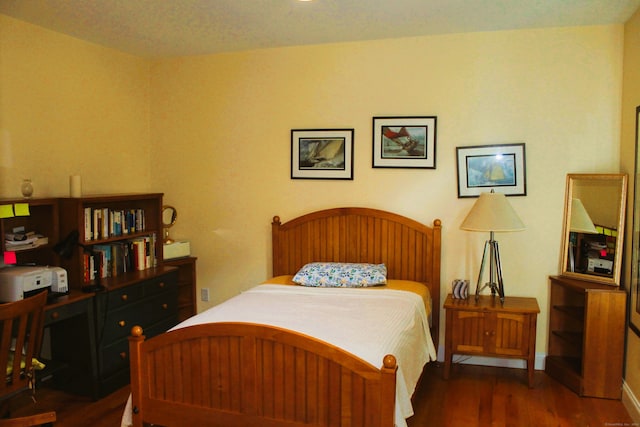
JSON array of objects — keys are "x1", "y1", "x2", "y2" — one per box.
[{"x1": 5, "y1": 363, "x2": 634, "y2": 426}]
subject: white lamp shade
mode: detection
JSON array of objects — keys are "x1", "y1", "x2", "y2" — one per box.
[
  {"x1": 570, "y1": 198, "x2": 598, "y2": 234},
  {"x1": 460, "y1": 191, "x2": 525, "y2": 232}
]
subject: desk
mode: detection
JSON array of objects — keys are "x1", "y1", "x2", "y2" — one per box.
[{"x1": 43, "y1": 290, "x2": 99, "y2": 400}]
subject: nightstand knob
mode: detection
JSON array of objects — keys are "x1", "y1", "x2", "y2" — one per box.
[
  {"x1": 120, "y1": 352, "x2": 127, "y2": 359},
  {"x1": 119, "y1": 320, "x2": 126, "y2": 327},
  {"x1": 121, "y1": 294, "x2": 128, "y2": 301},
  {"x1": 162, "y1": 303, "x2": 168, "y2": 310},
  {"x1": 158, "y1": 282, "x2": 165, "y2": 288},
  {"x1": 51, "y1": 312, "x2": 60, "y2": 320}
]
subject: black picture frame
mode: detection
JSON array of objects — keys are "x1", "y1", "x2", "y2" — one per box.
[
  {"x1": 372, "y1": 116, "x2": 437, "y2": 169},
  {"x1": 456, "y1": 143, "x2": 527, "y2": 198},
  {"x1": 291, "y1": 129, "x2": 354, "y2": 180}
]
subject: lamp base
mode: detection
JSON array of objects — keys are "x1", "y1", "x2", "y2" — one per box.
[{"x1": 474, "y1": 237, "x2": 505, "y2": 303}]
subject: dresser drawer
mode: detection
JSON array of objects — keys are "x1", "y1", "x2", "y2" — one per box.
[
  {"x1": 106, "y1": 285, "x2": 144, "y2": 310},
  {"x1": 102, "y1": 303, "x2": 146, "y2": 343},
  {"x1": 100, "y1": 337, "x2": 129, "y2": 377},
  {"x1": 45, "y1": 297, "x2": 92, "y2": 326},
  {"x1": 147, "y1": 289, "x2": 178, "y2": 323},
  {"x1": 99, "y1": 317, "x2": 179, "y2": 377},
  {"x1": 144, "y1": 273, "x2": 177, "y2": 297}
]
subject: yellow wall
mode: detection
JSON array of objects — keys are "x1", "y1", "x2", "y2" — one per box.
[
  {"x1": 0, "y1": 16, "x2": 151, "y2": 197},
  {"x1": 149, "y1": 26, "x2": 623, "y2": 356},
  {"x1": 0, "y1": 14, "x2": 626, "y2": 358},
  {"x1": 621, "y1": 7, "x2": 640, "y2": 421}
]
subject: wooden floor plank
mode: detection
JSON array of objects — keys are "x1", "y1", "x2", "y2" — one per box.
[{"x1": 3, "y1": 362, "x2": 634, "y2": 427}]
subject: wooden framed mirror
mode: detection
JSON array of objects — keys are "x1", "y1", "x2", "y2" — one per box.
[{"x1": 560, "y1": 173, "x2": 627, "y2": 286}]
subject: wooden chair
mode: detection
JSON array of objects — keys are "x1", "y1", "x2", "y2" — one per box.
[{"x1": 0, "y1": 292, "x2": 55, "y2": 426}]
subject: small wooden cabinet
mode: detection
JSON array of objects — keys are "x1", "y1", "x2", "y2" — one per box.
[
  {"x1": 545, "y1": 275, "x2": 625, "y2": 399},
  {"x1": 443, "y1": 294, "x2": 539, "y2": 387},
  {"x1": 164, "y1": 256, "x2": 197, "y2": 322}
]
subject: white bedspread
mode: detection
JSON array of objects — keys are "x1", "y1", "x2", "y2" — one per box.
[{"x1": 122, "y1": 284, "x2": 436, "y2": 427}]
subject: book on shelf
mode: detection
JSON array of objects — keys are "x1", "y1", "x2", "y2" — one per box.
[
  {"x1": 80, "y1": 234, "x2": 157, "y2": 283},
  {"x1": 83, "y1": 207, "x2": 146, "y2": 241}
]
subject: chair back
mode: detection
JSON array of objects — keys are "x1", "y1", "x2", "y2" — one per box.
[{"x1": 0, "y1": 292, "x2": 47, "y2": 399}]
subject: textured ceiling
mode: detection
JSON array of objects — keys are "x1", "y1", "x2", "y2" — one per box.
[{"x1": 1, "y1": 0, "x2": 639, "y2": 57}]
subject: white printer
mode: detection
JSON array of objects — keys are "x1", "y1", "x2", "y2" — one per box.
[{"x1": 0, "y1": 266, "x2": 68, "y2": 302}]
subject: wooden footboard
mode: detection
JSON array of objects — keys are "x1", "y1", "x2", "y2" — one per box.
[{"x1": 128, "y1": 323, "x2": 397, "y2": 427}]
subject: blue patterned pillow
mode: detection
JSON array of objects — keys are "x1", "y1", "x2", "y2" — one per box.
[{"x1": 292, "y1": 262, "x2": 387, "y2": 287}]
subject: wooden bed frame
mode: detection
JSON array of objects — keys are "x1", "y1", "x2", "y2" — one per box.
[{"x1": 128, "y1": 207, "x2": 441, "y2": 427}]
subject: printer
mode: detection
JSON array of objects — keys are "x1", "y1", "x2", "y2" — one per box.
[{"x1": 0, "y1": 266, "x2": 68, "y2": 302}]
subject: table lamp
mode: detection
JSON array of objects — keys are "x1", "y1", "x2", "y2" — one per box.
[
  {"x1": 568, "y1": 198, "x2": 597, "y2": 272},
  {"x1": 460, "y1": 190, "x2": 525, "y2": 302}
]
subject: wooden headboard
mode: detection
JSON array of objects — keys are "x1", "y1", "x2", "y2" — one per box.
[{"x1": 272, "y1": 207, "x2": 442, "y2": 346}]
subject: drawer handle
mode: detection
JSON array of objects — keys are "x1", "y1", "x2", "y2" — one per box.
[
  {"x1": 51, "y1": 312, "x2": 60, "y2": 320},
  {"x1": 162, "y1": 303, "x2": 168, "y2": 310},
  {"x1": 120, "y1": 352, "x2": 127, "y2": 360},
  {"x1": 119, "y1": 320, "x2": 126, "y2": 327},
  {"x1": 121, "y1": 294, "x2": 128, "y2": 301},
  {"x1": 158, "y1": 282, "x2": 165, "y2": 288}
]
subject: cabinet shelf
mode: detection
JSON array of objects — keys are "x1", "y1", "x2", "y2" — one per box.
[
  {"x1": 551, "y1": 329, "x2": 583, "y2": 347},
  {"x1": 552, "y1": 305, "x2": 584, "y2": 321}
]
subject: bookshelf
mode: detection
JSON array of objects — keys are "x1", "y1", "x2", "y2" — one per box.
[
  {"x1": 0, "y1": 197, "x2": 60, "y2": 266},
  {"x1": 58, "y1": 194, "x2": 164, "y2": 290}
]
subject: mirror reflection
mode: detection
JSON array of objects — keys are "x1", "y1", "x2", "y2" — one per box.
[{"x1": 560, "y1": 173, "x2": 627, "y2": 286}]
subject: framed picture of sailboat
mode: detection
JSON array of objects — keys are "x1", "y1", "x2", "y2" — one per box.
[
  {"x1": 372, "y1": 116, "x2": 437, "y2": 168},
  {"x1": 291, "y1": 128, "x2": 354, "y2": 180},
  {"x1": 456, "y1": 143, "x2": 526, "y2": 198}
]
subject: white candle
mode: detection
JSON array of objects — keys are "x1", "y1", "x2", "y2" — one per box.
[{"x1": 70, "y1": 175, "x2": 82, "y2": 198}]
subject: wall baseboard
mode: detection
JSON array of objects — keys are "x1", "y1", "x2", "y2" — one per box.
[{"x1": 623, "y1": 381, "x2": 640, "y2": 423}]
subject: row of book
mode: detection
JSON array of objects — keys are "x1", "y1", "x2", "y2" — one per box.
[
  {"x1": 82, "y1": 234, "x2": 157, "y2": 283},
  {"x1": 84, "y1": 207, "x2": 146, "y2": 241}
]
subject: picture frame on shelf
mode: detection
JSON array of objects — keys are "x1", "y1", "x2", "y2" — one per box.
[
  {"x1": 456, "y1": 143, "x2": 527, "y2": 198},
  {"x1": 372, "y1": 116, "x2": 437, "y2": 169},
  {"x1": 291, "y1": 129, "x2": 354, "y2": 180}
]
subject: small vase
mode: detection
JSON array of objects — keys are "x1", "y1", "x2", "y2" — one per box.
[{"x1": 20, "y1": 179, "x2": 33, "y2": 198}]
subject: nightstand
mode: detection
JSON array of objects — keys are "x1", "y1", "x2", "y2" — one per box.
[{"x1": 443, "y1": 294, "x2": 540, "y2": 387}]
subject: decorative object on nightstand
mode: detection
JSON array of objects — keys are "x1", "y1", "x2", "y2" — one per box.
[
  {"x1": 451, "y1": 279, "x2": 469, "y2": 299},
  {"x1": 460, "y1": 190, "x2": 525, "y2": 302}
]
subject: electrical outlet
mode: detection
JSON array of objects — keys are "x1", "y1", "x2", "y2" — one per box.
[{"x1": 201, "y1": 288, "x2": 210, "y2": 302}]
